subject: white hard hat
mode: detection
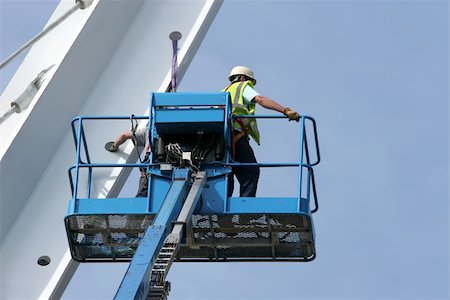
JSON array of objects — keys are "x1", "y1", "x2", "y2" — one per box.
[{"x1": 228, "y1": 66, "x2": 256, "y2": 84}]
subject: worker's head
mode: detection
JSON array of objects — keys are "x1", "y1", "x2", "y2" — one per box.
[{"x1": 228, "y1": 66, "x2": 256, "y2": 85}]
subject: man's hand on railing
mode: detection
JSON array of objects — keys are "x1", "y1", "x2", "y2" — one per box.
[{"x1": 283, "y1": 108, "x2": 300, "y2": 122}]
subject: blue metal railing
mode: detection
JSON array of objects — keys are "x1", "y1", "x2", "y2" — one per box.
[
  {"x1": 231, "y1": 114, "x2": 320, "y2": 213},
  {"x1": 69, "y1": 115, "x2": 151, "y2": 201},
  {"x1": 69, "y1": 112, "x2": 320, "y2": 213}
]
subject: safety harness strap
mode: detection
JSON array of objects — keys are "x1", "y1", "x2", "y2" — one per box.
[{"x1": 231, "y1": 118, "x2": 247, "y2": 160}]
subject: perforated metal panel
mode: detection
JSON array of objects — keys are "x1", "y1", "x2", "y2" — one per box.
[
  {"x1": 66, "y1": 214, "x2": 155, "y2": 261},
  {"x1": 66, "y1": 213, "x2": 315, "y2": 262},
  {"x1": 178, "y1": 213, "x2": 315, "y2": 261}
]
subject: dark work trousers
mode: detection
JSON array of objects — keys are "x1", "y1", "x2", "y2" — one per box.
[
  {"x1": 136, "y1": 153, "x2": 150, "y2": 197},
  {"x1": 135, "y1": 170, "x2": 148, "y2": 197},
  {"x1": 228, "y1": 133, "x2": 260, "y2": 197},
  {"x1": 136, "y1": 168, "x2": 148, "y2": 197}
]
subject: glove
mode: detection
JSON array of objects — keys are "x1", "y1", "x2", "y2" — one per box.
[
  {"x1": 283, "y1": 108, "x2": 300, "y2": 122},
  {"x1": 105, "y1": 141, "x2": 118, "y2": 152}
]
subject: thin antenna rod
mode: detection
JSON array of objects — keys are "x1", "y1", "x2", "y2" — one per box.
[{"x1": 169, "y1": 31, "x2": 182, "y2": 92}]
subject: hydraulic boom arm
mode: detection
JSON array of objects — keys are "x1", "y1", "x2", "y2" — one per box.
[{"x1": 114, "y1": 170, "x2": 206, "y2": 300}]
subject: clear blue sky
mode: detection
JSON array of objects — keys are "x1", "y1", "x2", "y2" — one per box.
[{"x1": 1, "y1": 1, "x2": 448, "y2": 299}]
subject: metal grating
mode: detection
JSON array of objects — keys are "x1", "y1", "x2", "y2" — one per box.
[
  {"x1": 66, "y1": 214, "x2": 155, "y2": 261},
  {"x1": 177, "y1": 214, "x2": 314, "y2": 261},
  {"x1": 66, "y1": 213, "x2": 315, "y2": 262}
]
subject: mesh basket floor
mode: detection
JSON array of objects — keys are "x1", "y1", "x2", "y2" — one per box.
[{"x1": 66, "y1": 213, "x2": 315, "y2": 262}]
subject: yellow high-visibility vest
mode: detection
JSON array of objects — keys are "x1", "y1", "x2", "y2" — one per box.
[{"x1": 223, "y1": 80, "x2": 260, "y2": 145}]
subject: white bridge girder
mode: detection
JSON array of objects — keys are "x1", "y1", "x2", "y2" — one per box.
[{"x1": 0, "y1": 1, "x2": 222, "y2": 298}]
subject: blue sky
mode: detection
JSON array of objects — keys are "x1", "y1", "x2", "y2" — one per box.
[{"x1": 1, "y1": 1, "x2": 448, "y2": 299}]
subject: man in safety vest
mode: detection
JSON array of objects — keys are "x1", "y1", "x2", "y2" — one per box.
[{"x1": 224, "y1": 66, "x2": 300, "y2": 197}]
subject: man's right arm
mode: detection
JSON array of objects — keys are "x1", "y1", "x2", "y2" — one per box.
[
  {"x1": 253, "y1": 95, "x2": 286, "y2": 113},
  {"x1": 112, "y1": 131, "x2": 133, "y2": 149},
  {"x1": 253, "y1": 95, "x2": 300, "y2": 122}
]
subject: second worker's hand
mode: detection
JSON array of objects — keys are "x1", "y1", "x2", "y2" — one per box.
[{"x1": 105, "y1": 141, "x2": 118, "y2": 152}]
